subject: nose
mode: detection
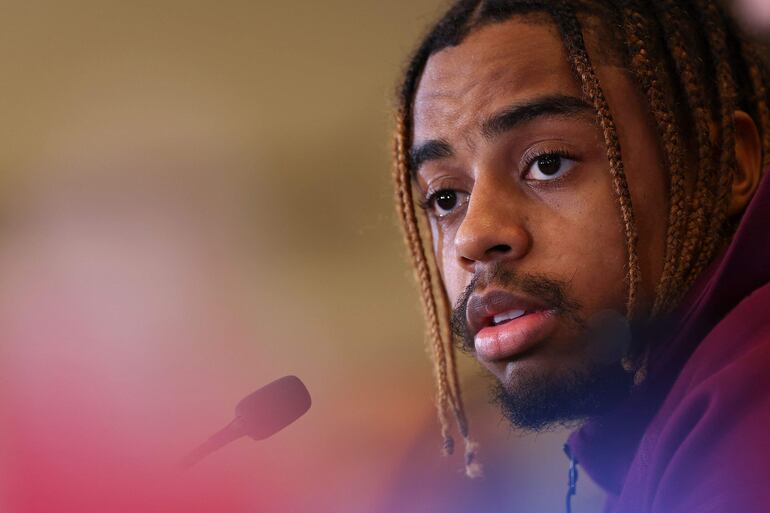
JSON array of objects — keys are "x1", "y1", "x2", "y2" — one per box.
[{"x1": 454, "y1": 178, "x2": 532, "y2": 272}]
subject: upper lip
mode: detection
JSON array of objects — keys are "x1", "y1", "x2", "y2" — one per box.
[{"x1": 466, "y1": 289, "x2": 551, "y2": 338}]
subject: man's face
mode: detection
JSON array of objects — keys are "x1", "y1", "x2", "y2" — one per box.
[{"x1": 411, "y1": 17, "x2": 668, "y2": 428}]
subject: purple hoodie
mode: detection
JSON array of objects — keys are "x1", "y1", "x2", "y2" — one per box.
[{"x1": 567, "y1": 170, "x2": 770, "y2": 512}]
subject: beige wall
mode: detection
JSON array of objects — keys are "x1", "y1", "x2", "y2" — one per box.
[{"x1": 0, "y1": 3, "x2": 609, "y2": 512}]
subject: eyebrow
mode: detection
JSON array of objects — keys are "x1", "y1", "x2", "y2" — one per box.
[
  {"x1": 408, "y1": 94, "x2": 594, "y2": 177},
  {"x1": 409, "y1": 139, "x2": 454, "y2": 175},
  {"x1": 481, "y1": 94, "x2": 594, "y2": 139}
]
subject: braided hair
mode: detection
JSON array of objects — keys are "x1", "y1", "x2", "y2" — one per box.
[{"x1": 393, "y1": 0, "x2": 770, "y2": 476}]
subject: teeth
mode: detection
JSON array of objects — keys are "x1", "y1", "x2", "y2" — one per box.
[{"x1": 492, "y1": 309, "x2": 526, "y2": 325}]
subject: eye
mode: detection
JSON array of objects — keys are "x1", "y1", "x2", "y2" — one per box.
[
  {"x1": 525, "y1": 152, "x2": 576, "y2": 181},
  {"x1": 425, "y1": 189, "x2": 470, "y2": 217}
]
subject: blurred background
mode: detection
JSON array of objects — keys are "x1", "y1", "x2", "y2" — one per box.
[{"x1": 0, "y1": 2, "x2": 764, "y2": 512}]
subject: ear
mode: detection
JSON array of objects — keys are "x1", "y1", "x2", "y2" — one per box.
[{"x1": 729, "y1": 110, "x2": 762, "y2": 217}]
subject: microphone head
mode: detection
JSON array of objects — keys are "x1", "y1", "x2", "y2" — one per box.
[{"x1": 235, "y1": 375, "x2": 311, "y2": 441}]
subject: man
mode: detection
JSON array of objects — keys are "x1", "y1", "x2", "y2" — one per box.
[{"x1": 393, "y1": 1, "x2": 770, "y2": 511}]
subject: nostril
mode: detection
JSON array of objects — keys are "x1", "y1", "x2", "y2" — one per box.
[{"x1": 486, "y1": 244, "x2": 512, "y2": 256}]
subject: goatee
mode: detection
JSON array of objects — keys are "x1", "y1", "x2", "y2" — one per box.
[{"x1": 451, "y1": 263, "x2": 634, "y2": 431}]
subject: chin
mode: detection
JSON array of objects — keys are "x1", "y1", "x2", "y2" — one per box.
[{"x1": 491, "y1": 356, "x2": 633, "y2": 432}]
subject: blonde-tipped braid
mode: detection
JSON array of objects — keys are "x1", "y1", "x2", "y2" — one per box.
[{"x1": 394, "y1": 109, "x2": 480, "y2": 477}]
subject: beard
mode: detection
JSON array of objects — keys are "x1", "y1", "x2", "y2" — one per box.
[
  {"x1": 491, "y1": 358, "x2": 633, "y2": 431},
  {"x1": 451, "y1": 263, "x2": 634, "y2": 431}
]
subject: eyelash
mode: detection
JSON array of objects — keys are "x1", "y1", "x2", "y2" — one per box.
[
  {"x1": 416, "y1": 146, "x2": 579, "y2": 214},
  {"x1": 521, "y1": 147, "x2": 578, "y2": 179},
  {"x1": 417, "y1": 187, "x2": 460, "y2": 212}
]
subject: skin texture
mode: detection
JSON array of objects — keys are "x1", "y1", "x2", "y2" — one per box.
[{"x1": 410, "y1": 17, "x2": 762, "y2": 425}]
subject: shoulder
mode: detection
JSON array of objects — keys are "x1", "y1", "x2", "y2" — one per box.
[
  {"x1": 681, "y1": 281, "x2": 770, "y2": 388},
  {"x1": 643, "y1": 282, "x2": 770, "y2": 512}
]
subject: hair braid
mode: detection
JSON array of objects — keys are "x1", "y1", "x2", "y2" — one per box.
[
  {"x1": 739, "y1": 38, "x2": 770, "y2": 162},
  {"x1": 550, "y1": 1, "x2": 641, "y2": 317},
  {"x1": 684, "y1": 0, "x2": 738, "y2": 289},
  {"x1": 619, "y1": 0, "x2": 688, "y2": 316},
  {"x1": 392, "y1": 0, "x2": 486, "y2": 478},
  {"x1": 436, "y1": 283, "x2": 481, "y2": 476},
  {"x1": 393, "y1": 110, "x2": 456, "y2": 456},
  {"x1": 650, "y1": 0, "x2": 718, "y2": 311}
]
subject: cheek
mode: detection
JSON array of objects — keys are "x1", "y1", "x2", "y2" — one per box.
[
  {"x1": 430, "y1": 218, "x2": 467, "y2": 308},
  {"x1": 535, "y1": 176, "x2": 628, "y2": 313}
]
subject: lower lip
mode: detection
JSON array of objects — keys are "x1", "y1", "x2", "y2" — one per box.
[{"x1": 474, "y1": 310, "x2": 558, "y2": 361}]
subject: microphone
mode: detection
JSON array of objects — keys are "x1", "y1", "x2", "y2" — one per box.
[{"x1": 182, "y1": 375, "x2": 311, "y2": 468}]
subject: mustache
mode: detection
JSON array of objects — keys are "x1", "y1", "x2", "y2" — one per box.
[{"x1": 450, "y1": 263, "x2": 582, "y2": 352}]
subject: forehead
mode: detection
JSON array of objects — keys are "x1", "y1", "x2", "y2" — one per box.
[{"x1": 413, "y1": 17, "x2": 581, "y2": 145}]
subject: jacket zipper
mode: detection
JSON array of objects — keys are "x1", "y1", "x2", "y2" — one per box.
[{"x1": 564, "y1": 443, "x2": 579, "y2": 513}]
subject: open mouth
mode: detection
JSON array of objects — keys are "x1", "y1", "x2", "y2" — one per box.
[
  {"x1": 490, "y1": 309, "x2": 527, "y2": 326},
  {"x1": 476, "y1": 309, "x2": 557, "y2": 361},
  {"x1": 467, "y1": 291, "x2": 558, "y2": 362}
]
